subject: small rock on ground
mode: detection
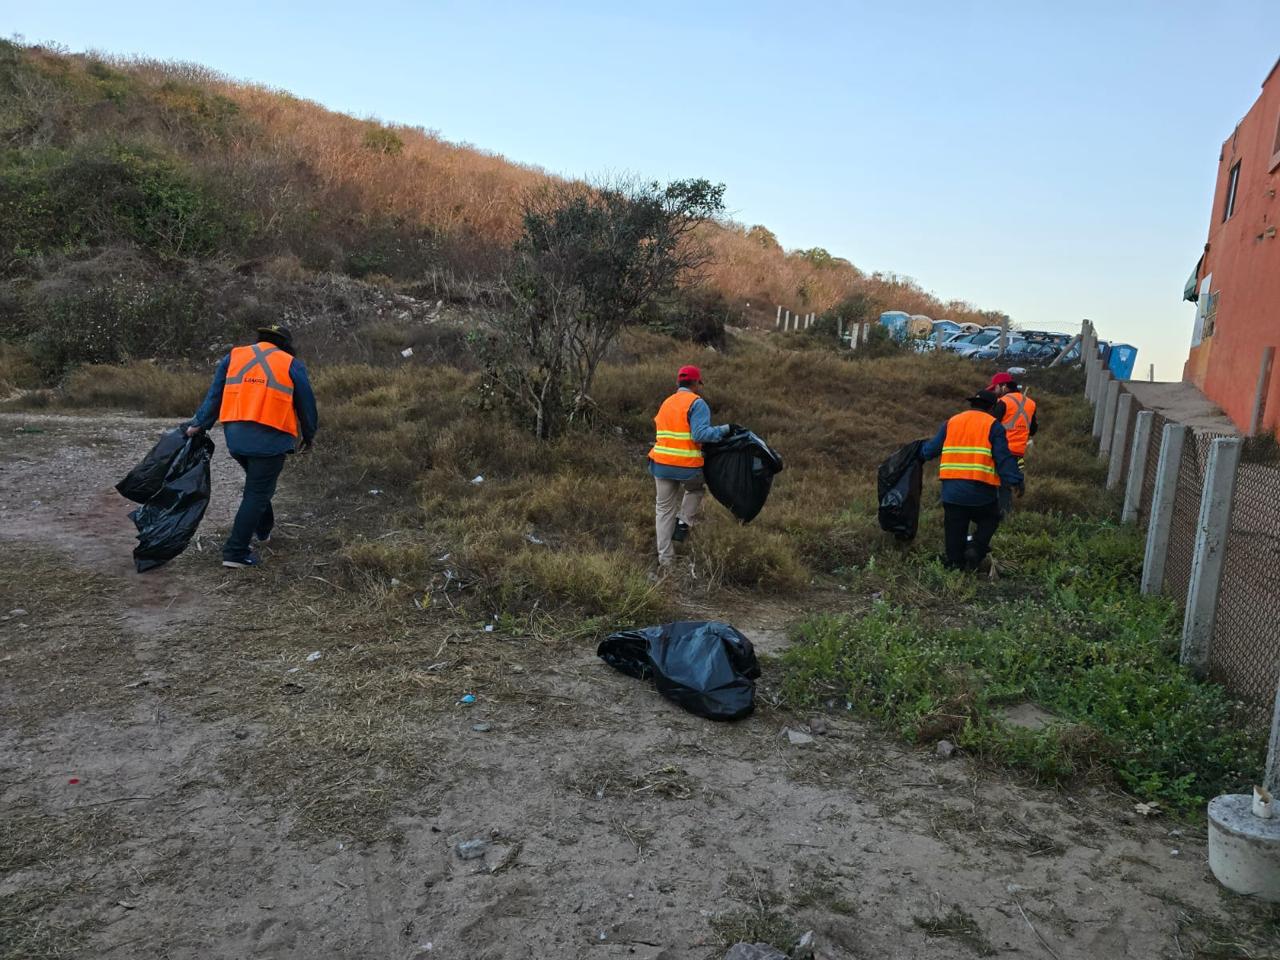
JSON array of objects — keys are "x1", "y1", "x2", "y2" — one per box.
[
  {"x1": 936, "y1": 739, "x2": 956, "y2": 758},
  {"x1": 786, "y1": 729, "x2": 815, "y2": 746},
  {"x1": 807, "y1": 717, "x2": 829, "y2": 736},
  {"x1": 792, "y1": 930, "x2": 817, "y2": 959},
  {"x1": 471, "y1": 723, "x2": 492, "y2": 733}
]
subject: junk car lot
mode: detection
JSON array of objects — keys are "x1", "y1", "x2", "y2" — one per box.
[{"x1": 2, "y1": 412, "x2": 1277, "y2": 960}]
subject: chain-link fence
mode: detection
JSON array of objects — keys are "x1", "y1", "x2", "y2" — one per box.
[
  {"x1": 1163, "y1": 431, "x2": 1208, "y2": 604},
  {"x1": 1136, "y1": 409, "x2": 1168, "y2": 529},
  {"x1": 1209, "y1": 458, "x2": 1280, "y2": 712},
  {"x1": 1105, "y1": 380, "x2": 1278, "y2": 716}
]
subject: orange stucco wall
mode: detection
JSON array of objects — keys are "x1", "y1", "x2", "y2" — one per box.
[{"x1": 1184, "y1": 61, "x2": 1280, "y2": 433}]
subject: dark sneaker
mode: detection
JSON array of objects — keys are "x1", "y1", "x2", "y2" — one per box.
[
  {"x1": 222, "y1": 554, "x2": 261, "y2": 569},
  {"x1": 671, "y1": 520, "x2": 691, "y2": 543}
]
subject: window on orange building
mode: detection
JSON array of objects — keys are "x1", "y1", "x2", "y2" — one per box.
[
  {"x1": 1272, "y1": 111, "x2": 1280, "y2": 171},
  {"x1": 1223, "y1": 161, "x2": 1241, "y2": 221}
]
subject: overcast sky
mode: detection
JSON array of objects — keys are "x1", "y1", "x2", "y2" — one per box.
[{"x1": 11, "y1": 1, "x2": 1279, "y2": 379}]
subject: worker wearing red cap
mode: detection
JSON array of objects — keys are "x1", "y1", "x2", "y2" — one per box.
[
  {"x1": 647, "y1": 365, "x2": 734, "y2": 568},
  {"x1": 987, "y1": 372, "x2": 1039, "y2": 461}
]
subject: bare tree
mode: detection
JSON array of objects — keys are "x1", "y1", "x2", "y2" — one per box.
[{"x1": 478, "y1": 175, "x2": 726, "y2": 439}]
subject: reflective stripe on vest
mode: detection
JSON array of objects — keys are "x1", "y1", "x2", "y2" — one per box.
[
  {"x1": 649, "y1": 391, "x2": 704, "y2": 468},
  {"x1": 939, "y1": 409, "x2": 1000, "y2": 486},
  {"x1": 219, "y1": 343, "x2": 299, "y2": 435},
  {"x1": 1000, "y1": 391, "x2": 1036, "y2": 456}
]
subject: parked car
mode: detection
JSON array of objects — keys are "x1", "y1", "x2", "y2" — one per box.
[
  {"x1": 970, "y1": 333, "x2": 1028, "y2": 361},
  {"x1": 951, "y1": 329, "x2": 1017, "y2": 358}
]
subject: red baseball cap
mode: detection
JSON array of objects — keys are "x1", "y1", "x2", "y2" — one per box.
[
  {"x1": 677, "y1": 365, "x2": 703, "y2": 384},
  {"x1": 987, "y1": 372, "x2": 1016, "y2": 389}
]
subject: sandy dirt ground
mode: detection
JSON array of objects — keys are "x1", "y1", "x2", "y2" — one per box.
[{"x1": 1, "y1": 412, "x2": 1275, "y2": 960}]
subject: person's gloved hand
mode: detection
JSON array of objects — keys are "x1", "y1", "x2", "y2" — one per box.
[
  {"x1": 184, "y1": 425, "x2": 203, "y2": 438},
  {"x1": 299, "y1": 438, "x2": 315, "y2": 453},
  {"x1": 725, "y1": 423, "x2": 744, "y2": 436}
]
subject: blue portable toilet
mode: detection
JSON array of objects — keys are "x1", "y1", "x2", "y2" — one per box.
[
  {"x1": 1107, "y1": 343, "x2": 1138, "y2": 380},
  {"x1": 879, "y1": 311, "x2": 911, "y2": 341}
]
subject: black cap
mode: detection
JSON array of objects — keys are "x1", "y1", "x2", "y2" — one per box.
[
  {"x1": 256, "y1": 324, "x2": 294, "y2": 350},
  {"x1": 967, "y1": 389, "x2": 1000, "y2": 410}
]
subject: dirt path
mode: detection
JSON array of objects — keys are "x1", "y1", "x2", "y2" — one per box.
[{"x1": 0, "y1": 412, "x2": 1271, "y2": 960}]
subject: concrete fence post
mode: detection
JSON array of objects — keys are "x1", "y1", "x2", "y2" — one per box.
[
  {"x1": 1106, "y1": 393, "x2": 1134, "y2": 490},
  {"x1": 1180, "y1": 436, "x2": 1244, "y2": 677},
  {"x1": 1141, "y1": 422, "x2": 1188, "y2": 595},
  {"x1": 1091, "y1": 372, "x2": 1111, "y2": 435},
  {"x1": 862, "y1": 322, "x2": 870, "y2": 345},
  {"x1": 1122, "y1": 410, "x2": 1155, "y2": 524},
  {"x1": 1265, "y1": 676, "x2": 1280, "y2": 796},
  {"x1": 775, "y1": 305, "x2": 782, "y2": 329},
  {"x1": 1098, "y1": 379, "x2": 1121, "y2": 456},
  {"x1": 837, "y1": 317, "x2": 844, "y2": 340}
]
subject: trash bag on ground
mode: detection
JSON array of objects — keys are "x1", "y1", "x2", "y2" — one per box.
[
  {"x1": 878, "y1": 439, "x2": 925, "y2": 541},
  {"x1": 702, "y1": 428, "x2": 784, "y2": 523},
  {"x1": 597, "y1": 620, "x2": 761, "y2": 721},
  {"x1": 129, "y1": 433, "x2": 215, "y2": 572},
  {"x1": 115, "y1": 427, "x2": 188, "y2": 504}
]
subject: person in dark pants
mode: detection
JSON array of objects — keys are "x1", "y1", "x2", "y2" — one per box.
[
  {"x1": 919, "y1": 390, "x2": 1024, "y2": 570},
  {"x1": 186, "y1": 325, "x2": 318, "y2": 569}
]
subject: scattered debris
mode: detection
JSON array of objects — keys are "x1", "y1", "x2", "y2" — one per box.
[
  {"x1": 305, "y1": 651, "x2": 322, "y2": 662},
  {"x1": 455, "y1": 838, "x2": 488, "y2": 860},
  {"x1": 9, "y1": 608, "x2": 27, "y2": 617},
  {"x1": 470, "y1": 475, "x2": 484, "y2": 485},
  {"x1": 368, "y1": 489, "x2": 382, "y2": 496},
  {"x1": 792, "y1": 930, "x2": 817, "y2": 960},
  {"x1": 279, "y1": 682, "x2": 306, "y2": 696},
  {"x1": 1134, "y1": 801, "x2": 1161, "y2": 817},
  {"x1": 458, "y1": 694, "x2": 477, "y2": 705},
  {"x1": 400, "y1": 347, "x2": 414, "y2": 358},
  {"x1": 117, "y1": 900, "x2": 137, "y2": 910},
  {"x1": 785, "y1": 728, "x2": 815, "y2": 746},
  {"x1": 808, "y1": 717, "x2": 829, "y2": 736},
  {"x1": 936, "y1": 739, "x2": 956, "y2": 758},
  {"x1": 471, "y1": 723, "x2": 492, "y2": 733}
]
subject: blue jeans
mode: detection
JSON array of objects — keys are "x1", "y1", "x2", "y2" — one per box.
[{"x1": 224, "y1": 454, "x2": 286, "y2": 560}]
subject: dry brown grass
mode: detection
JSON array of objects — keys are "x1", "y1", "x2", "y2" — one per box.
[{"x1": 11, "y1": 43, "x2": 994, "y2": 325}]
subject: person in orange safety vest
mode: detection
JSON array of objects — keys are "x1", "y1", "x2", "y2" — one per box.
[
  {"x1": 185, "y1": 325, "x2": 318, "y2": 569},
  {"x1": 647, "y1": 365, "x2": 734, "y2": 568},
  {"x1": 987, "y1": 371, "x2": 1039, "y2": 461},
  {"x1": 919, "y1": 390, "x2": 1024, "y2": 570}
]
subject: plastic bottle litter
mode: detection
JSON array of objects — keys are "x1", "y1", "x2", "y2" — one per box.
[
  {"x1": 305, "y1": 651, "x2": 322, "y2": 662},
  {"x1": 458, "y1": 694, "x2": 477, "y2": 705}
]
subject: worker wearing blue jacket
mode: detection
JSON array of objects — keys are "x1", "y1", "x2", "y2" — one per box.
[
  {"x1": 186, "y1": 325, "x2": 318, "y2": 569},
  {"x1": 920, "y1": 389, "x2": 1024, "y2": 570}
]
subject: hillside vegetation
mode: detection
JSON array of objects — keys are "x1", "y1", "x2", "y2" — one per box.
[{"x1": 0, "y1": 38, "x2": 995, "y2": 389}]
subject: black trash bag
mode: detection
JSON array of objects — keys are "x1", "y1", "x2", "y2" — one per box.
[
  {"x1": 129, "y1": 433, "x2": 215, "y2": 572},
  {"x1": 878, "y1": 439, "x2": 925, "y2": 541},
  {"x1": 115, "y1": 427, "x2": 188, "y2": 504},
  {"x1": 597, "y1": 620, "x2": 761, "y2": 721},
  {"x1": 702, "y1": 429, "x2": 784, "y2": 523}
]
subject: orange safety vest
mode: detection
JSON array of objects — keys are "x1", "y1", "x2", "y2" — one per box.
[
  {"x1": 649, "y1": 390, "x2": 704, "y2": 468},
  {"x1": 999, "y1": 391, "x2": 1037, "y2": 456},
  {"x1": 939, "y1": 409, "x2": 1000, "y2": 486},
  {"x1": 219, "y1": 342, "x2": 299, "y2": 435}
]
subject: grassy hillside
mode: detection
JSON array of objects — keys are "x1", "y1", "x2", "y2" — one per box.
[{"x1": 0, "y1": 38, "x2": 995, "y2": 386}]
